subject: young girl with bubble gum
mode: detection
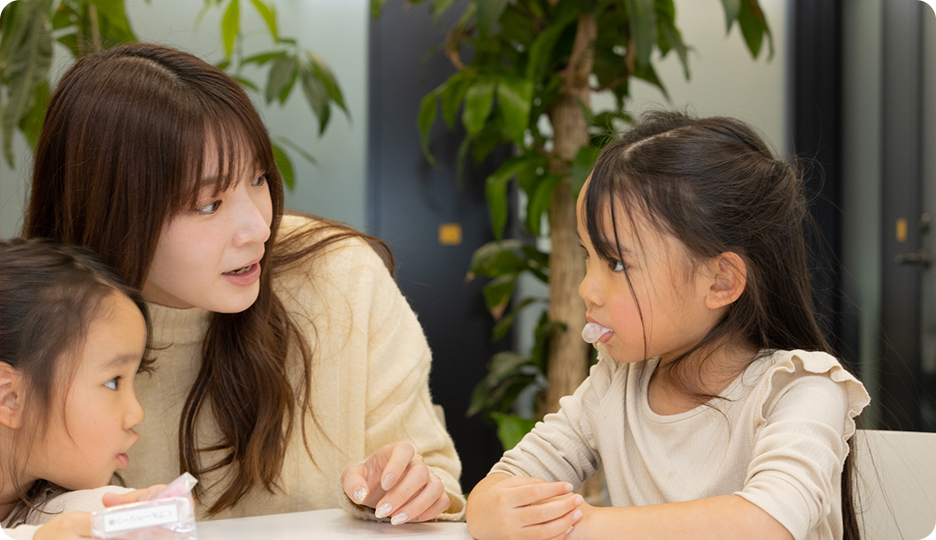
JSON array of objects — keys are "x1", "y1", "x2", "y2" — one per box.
[
  {"x1": 0, "y1": 239, "x2": 165, "y2": 540},
  {"x1": 466, "y1": 111, "x2": 870, "y2": 540}
]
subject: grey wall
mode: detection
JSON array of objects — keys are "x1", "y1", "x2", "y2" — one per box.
[{"x1": 0, "y1": 0, "x2": 369, "y2": 238}]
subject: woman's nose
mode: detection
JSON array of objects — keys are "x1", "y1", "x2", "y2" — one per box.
[{"x1": 233, "y1": 192, "x2": 272, "y2": 246}]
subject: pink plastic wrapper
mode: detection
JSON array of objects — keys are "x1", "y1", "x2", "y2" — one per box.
[{"x1": 90, "y1": 473, "x2": 198, "y2": 540}]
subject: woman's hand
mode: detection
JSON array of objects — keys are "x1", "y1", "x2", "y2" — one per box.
[
  {"x1": 101, "y1": 484, "x2": 167, "y2": 507},
  {"x1": 33, "y1": 512, "x2": 91, "y2": 540},
  {"x1": 341, "y1": 442, "x2": 450, "y2": 524},
  {"x1": 466, "y1": 474, "x2": 583, "y2": 540}
]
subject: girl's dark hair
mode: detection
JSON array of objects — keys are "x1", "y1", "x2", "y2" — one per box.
[
  {"x1": 23, "y1": 43, "x2": 391, "y2": 515},
  {"x1": 584, "y1": 110, "x2": 860, "y2": 540},
  {"x1": 0, "y1": 238, "x2": 151, "y2": 524}
]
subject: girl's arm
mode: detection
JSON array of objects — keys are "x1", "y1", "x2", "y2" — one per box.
[
  {"x1": 569, "y1": 495, "x2": 791, "y2": 540},
  {"x1": 1, "y1": 512, "x2": 93, "y2": 540},
  {"x1": 466, "y1": 473, "x2": 583, "y2": 540}
]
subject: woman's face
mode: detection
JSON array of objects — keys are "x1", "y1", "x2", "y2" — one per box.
[{"x1": 141, "y1": 150, "x2": 273, "y2": 313}]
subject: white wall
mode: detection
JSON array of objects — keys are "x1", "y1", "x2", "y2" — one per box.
[{"x1": 0, "y1": 0, "x2": 369, "y2": 238}]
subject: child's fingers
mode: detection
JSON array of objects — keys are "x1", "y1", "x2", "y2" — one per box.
[
  {"x1": 511, "y1": 480, "x2": 574, "y2": 507},
  {"x1": 521, "y1": 506, "x2": 583, "y2": 540},
  {"x1": 102, "y1": 484, "x2": 166, "y2": 507},
  {"x1": 519, "y1": 493, "x2": 583, "y2": 527}
]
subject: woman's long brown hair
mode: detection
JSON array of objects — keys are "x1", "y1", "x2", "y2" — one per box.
[
  {"x1": 23, "y1": 43, "x2": 391, "y2": 515},
  {"x1": 584, "y1": 110, "x2": 862, "y2": 540}
]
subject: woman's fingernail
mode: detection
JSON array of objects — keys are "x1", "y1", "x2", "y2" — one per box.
[
  {"x1": 573, "y1": 509, "x2": 582, "y2": 520},
  {"x1": 353, "y1": 487, "x2": 367, "y2": 504},
  {"x1": 574, "y1": 494, "x2": 584, "y2": 505},
  {"x1": 375, "y1": 502, "x2": 393, "y2": 519},
  {"x1": 564, "y1": 482, "x2": 573, "y2": 492},
  {"x1": 390, "y1": 511, "x2": 409, "y2": 525},
  {"x1": 381, "y1": 473, "x2": 395, "y2": 490},
  {"x1": 566, "y1": 526, "x2": 574, "y2": 535}
]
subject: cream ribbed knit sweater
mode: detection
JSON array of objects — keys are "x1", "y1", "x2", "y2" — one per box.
[{"x1": 120, "y1": 215, "x2": 465, "y2": 522}]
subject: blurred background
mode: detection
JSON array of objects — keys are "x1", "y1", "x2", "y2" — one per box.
[{"x1": 1, "y1": 0, "x2": 933, "y2": 492}]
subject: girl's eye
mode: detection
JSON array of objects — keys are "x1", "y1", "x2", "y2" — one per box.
[
  {"x1": 252, "y1": 173, "x2": 268, "y2": 187},
  {"x1": 611, "y1": 260, "x2": 627, "y2": 272},
  {"x1": 104, "y1": 377, "x2": 120, "y2": 391},
  {"x1": 196, "y1": 200, "x2": 222, "y2": 215}
]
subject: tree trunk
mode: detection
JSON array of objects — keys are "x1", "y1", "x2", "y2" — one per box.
[{"x1": 544, "y1": 13, "x2": 596, "y2": 416}]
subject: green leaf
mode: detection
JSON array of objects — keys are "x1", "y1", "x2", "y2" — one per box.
[
  {"x1": 491, "y1": 298, "x2": 537, "y2": 341},
  {"x1": 658, "y1": 15, "x2": 690, "y2": 79},
  {"x1": 271, "y1": 142, "x2": 294, "y2": 190},
  {"x1": 266, "y1": 54, "x2": 297, "y2": 104},
  {"x1": 571, "y1": 145, "x2": 599, "y2": 195},
  {"x1": 483, "y1": 274, "x2": 518, "y2": 319},
  {"x1": 300, "y1": 65, "x2": 331, "y2": 134},
  {"x1": 417, "y1": 89, "x2": 440, "y2": 165},
  {"x1": 486, "y1": 156, "x2": 531, "y2": 240},
  {"x1": 273, "y1": 135, "x2": 318, "y2": 165},
  {"x1": 441, "y1": 72, "x2": 471, "y2": 127},
  {"x1": 2, "y1": 0, "x2": 53, "y2": 168},
  {"x1": 486, "y1": 351, "x2": 531, "y2": 385},
  {"x1": 18, "y1": 80, "x2": 50, "y2": 149},
  {"x1": 625, "y1": 0, "x2": 656, "y2": 67},
  {"x1": 525, "y1": 174, "x2": 562, "y2": 236},
  {"x1": 491, "y1": 413, "x2": 538, "y2": 450},
  {"x1": 496, "y1": 76, "x2": 533, "y2": 145},
  {"x1": 429, "y1": 0, "x2": 456, "y2": 22},
  {"x1": 468, "y1": 239, "x2": 526, "y2": 278},
  {"x1": 737, "y1": 0, "x2": 768, "y2": 59},
  {"x1": 221, "y1": 0, "x2": 240, "y2": 59},
  {"x1": 370, "y1": 0, "x2": 387, "y2": 20},
  {"x1": 477, "y1": 0, "x2": 508, "y2": 36},
  {"x1": 248, "y1": 0, "x2": 277, "y2": 40},
  {"x1": 720, "y1": 0, "x2": 740, "y2": 33},
  {"x1": 524, "y1": 17, "x2": 570, "y2": 82},
  {"x1": 462, "y1": 78, "x2": 496, "y2": 138},
  {"x1": 308, "y1": 51, "x2": 347, "y2": 113},
  {"x1": 242, "y1": 51, "x2": 282, "y2": 66}
]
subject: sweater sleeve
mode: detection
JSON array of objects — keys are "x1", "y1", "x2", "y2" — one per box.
[
  {"x1": 1, "y1": 486, "x2": 134, "y2": 540},
  {"x1": 735, "y1": 351, "x2": 870, "y2": 540},
  {"x1": 322, "y1": 238, "x2": 465, "y2": 522},
  {"x1": 490, "y1": 350, "x2": 618, "y2": 491}
]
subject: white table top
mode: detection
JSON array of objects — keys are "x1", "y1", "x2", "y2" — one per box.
[{"x1": 197, "y1": 509, "x2": 472, "y2": 540}]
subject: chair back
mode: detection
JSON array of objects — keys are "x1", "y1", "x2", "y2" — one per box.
[{"x1": 853, "y1": 429, "x2": 936, "y2": 539}]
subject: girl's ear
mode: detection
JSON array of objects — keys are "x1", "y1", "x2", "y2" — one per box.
[
  {"x1": 704, "y1": 252, "x2": 747, "y2": 310},
  {"x1": 0, "y1": 362, "x2": 24, "y2": 429}
]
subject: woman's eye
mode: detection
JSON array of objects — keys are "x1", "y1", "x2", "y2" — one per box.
[
  {"x1": 611, "y1": 260, "x2": 626, "y2": 272},
  {"x1": 104, "y1": 377, "x2": 119, "y2": 391},
  {"x1": 252, "y1": 173, "x2": 267, "y2": 187},
  {"x1": 196, "y1": 200, "x2": 222, "y2": 215}
]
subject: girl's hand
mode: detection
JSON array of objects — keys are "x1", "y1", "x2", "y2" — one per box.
[
  {"x1": 101, "y1": 484, "x2": 167, "y2": 507},
  {"x1": 340, "y1": 442, "x2": 450, "y2": 524},
  {"x1": 466, "y1": 474, "x2": 584, "y2": 540},
  {"x1": 33, "y1": 511, "x2": 91, "y2": 540}
]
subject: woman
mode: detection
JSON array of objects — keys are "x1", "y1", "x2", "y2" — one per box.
[{"x1": 22, "y1": 43, "x2": 464, "y2": 524}]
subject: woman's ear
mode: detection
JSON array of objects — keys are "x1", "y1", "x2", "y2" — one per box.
[
  {"x1": 0, "y1": 361, "x2": 24, "y2": 429},
  {"x1": 704, "y1": 252, "x2": 747, "y2": 310}
]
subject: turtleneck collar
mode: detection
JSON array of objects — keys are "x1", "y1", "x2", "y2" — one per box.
[{"x1": 145, "y1": 302, "x2": 212, "y2": 348}]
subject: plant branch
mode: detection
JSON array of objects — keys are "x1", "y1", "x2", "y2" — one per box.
[
  {"x1": 89, "y1": 3, "x2": 102, "y2": 53},
  {"x1": 444, "y1": 22, "x2": 471, "y2": 71}
]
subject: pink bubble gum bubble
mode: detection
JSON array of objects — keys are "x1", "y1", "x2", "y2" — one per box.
[{"x1": 581, "y1": 322, "x2": 612, "y2": 344}]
